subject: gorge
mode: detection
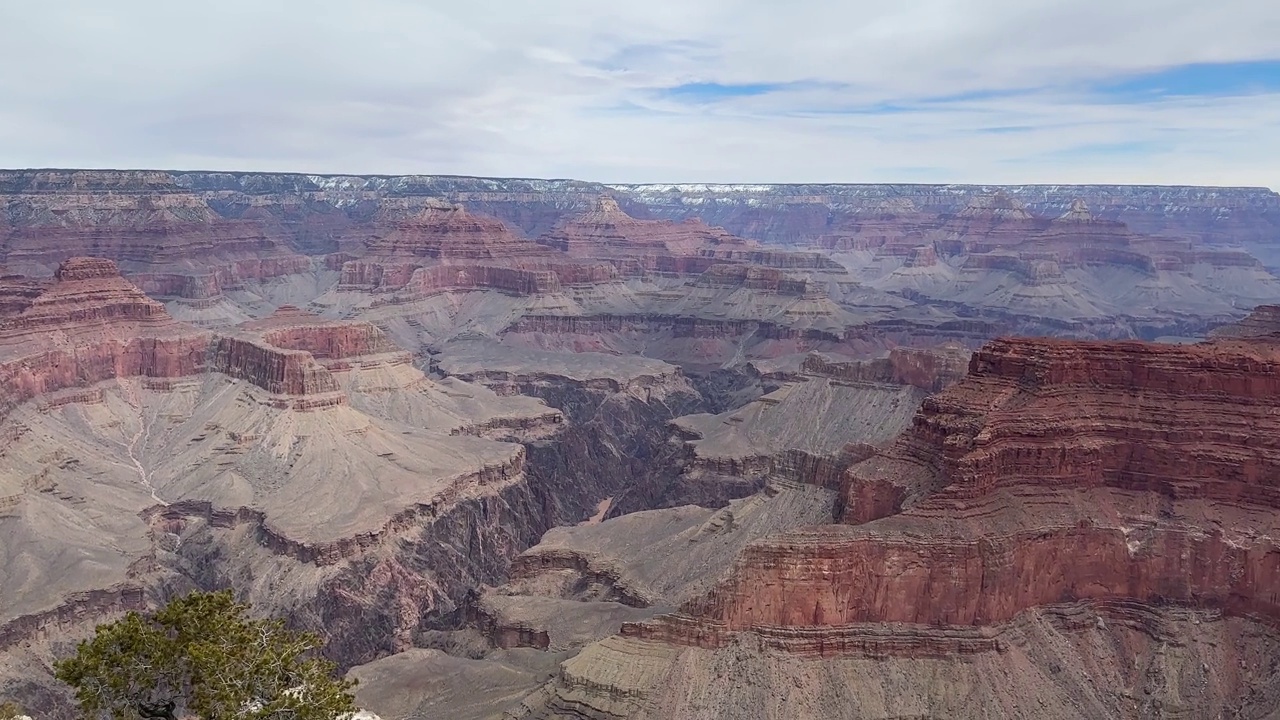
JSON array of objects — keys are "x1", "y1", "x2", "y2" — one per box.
[{"x1": 1, "y1": 170, "x2": 1279, "y2": 719}]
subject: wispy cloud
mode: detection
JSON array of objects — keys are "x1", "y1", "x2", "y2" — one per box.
[{"x1": 1, "y1": 0, "x2": 1279, "y2": 186}]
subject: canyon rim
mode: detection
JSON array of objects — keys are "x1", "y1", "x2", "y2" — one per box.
[{"x1": 1, "y1": 170, "x2": 1279, "y2": 719}]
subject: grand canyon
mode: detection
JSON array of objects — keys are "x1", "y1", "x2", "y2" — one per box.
[{"x1": 2, "y1": 169, "x2": 1280, "y2": 719}]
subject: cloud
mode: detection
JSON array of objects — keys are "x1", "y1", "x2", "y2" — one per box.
[{"x1": 2, "y1": 0, "x2": 1279, "y2": 186}]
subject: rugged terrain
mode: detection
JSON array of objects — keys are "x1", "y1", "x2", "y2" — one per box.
[
  {"x1": 4, "y1": 170, "x2": 1278, "y2": 345},
  {"x1": 1, "y1": 169, "x2": 1279, "y2": 718}
]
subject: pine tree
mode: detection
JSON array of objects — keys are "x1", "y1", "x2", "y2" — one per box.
[{"x1": 54, "y1": 590, "x2": 357, "y2": 720}]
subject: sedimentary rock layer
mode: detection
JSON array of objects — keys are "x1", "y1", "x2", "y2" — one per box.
[
  {"x1": 503, "y1": 313, "x2": 1280, "y2": 719},
  {"x1": 659, "y1": 326, "x2": 1280, "y2": 647}
]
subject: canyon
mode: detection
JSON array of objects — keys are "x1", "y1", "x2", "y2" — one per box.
[{"x1": 1, "y1": 169, "x2": 1279, "y2": 719}]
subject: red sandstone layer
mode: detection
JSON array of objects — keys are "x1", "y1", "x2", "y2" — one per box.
[
  {"x1": 538, "y1": 196, "x2": 748, "y2": 256},
  {"x1": 0, "y1": 259, "x2": 428, "y2": 413},
  {"x1": 628, "y1": 313, "x2": 1280, "y2": 656},
  {"x1": 366, "y1": 201, "x2": 551, "y2": 259},
  {"x1": 801, "y1": 345, "x2": 971, "y2": 392},
  {"x1": 242, "y1": 305, "x2": 400, "y2": 360}
]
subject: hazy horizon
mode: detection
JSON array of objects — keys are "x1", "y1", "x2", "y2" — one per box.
[{"x1": 3, "y1": 167, "x2": 1278, "y2": 193}]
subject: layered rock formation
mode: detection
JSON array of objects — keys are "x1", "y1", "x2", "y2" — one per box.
[
  {"x1": 6, "y1": 171, "x2": 1276, "y2": 248},
  {"x1": 4, "y1": 169, "x2": 1280, "y2": 717},
  {"x1": 502, "y1": 308, "x2": 1280, "y2": 719},
  {"x1": 5, "y1": 170, "x2": 1274, "y2": 349},
  {"x1": 1210, "y1": 303, "x2": 1280, "y2": 339},
  {"x1": 0, "y1": 185, "x2": 312, "y2": 307},
  {"x1": 833, "y1": 195, "x2": 1280, "y2": 330},
  {"x1": 941, "y1": 192, "x2": 1050, "y2": 249},
  {"x1": 0, "y1": 260, "x2": 580, "y2": 713},
  {"x1": 816, "y1": 198, "x2": 937, "y2": 251},
  {"x1": 346, "y1": 352, "x2": 968, "y2": 718},
  {"x1": 538, "y1": 196, "x2": 746, "y2": 256},
  {"x1": 0, "y1": 257, "x2": 209, "y2": 419},
  {"x1": 692, "y1": 334, "x2": 1280, "y2": 633},
  {"x1": 330, "y1": 201, "x2": 630, "y2": 315},
  {"x1": 536, "y1": 196, "x2": 840, "y2": 277},
  {"x1": 799, "y1": 345, "x2": 971, "y2": 392},
  {"x1": 609, "y1": 181, "x2": 1280, "y2": 246},
  {"x1": 669, "y1": 373, "x2": 927, "y2": 501},
  {"x1": 366, "y1": 201, "x2": 551, "y2": 259}
]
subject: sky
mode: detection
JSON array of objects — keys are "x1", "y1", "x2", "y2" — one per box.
[{"x1": 2, "y1": 0, "x2": 1280, "y2": 186}]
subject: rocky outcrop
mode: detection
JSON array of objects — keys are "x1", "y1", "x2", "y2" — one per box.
[
  {"x1": 403, "y1": 264, "x2": 561, "y2": 296},
  {"x1": 0, "y1": 262, "x2": 406, "y2": 417},
  {"x1": 6, "y1": 171, "x2": 1277, "y2": 247},
  {"x1": 0, "y1": 586, "x2": 148, "y2": 650},
  {"x1": 694, "y1": 265, "x2": 809, "y2": 295},
  {"x1": 0, "y1": 188, "x2": 310, "y2": 300},
  {"x1": 800, "y1": 345, "x2": 971, "y2": 392},
  {"x1": 518, "y1": 601, "x2": 1280, "y2": 719},
  {"x1": 0, "y1": 258, "x2": 211, "y2": 418},
  {"x1": 902, "y1": 244, "x2": 938, "y2": 267},
  {"x1": 651, "y1": 324, "x2": 1280, "y2": 647},
  {"x1": 538, "y1": 196, "x2": 747, "y2": 256},
  {"x1": 207, "y1": 337, "x2": 341, "y2": 399},
  {"x1": 246, "y1": 305, "x2": 400, "y2": 359},
  {"x1": 534, "y1": 196, "x2": 842, "y2": 278},
  {"x1": 366, "y1": 201, "x2": 550, "y2": 259},
  {"x1": 3, "y1": 257, "x2": 171, "y2": 327},
  {"x1": 1211, "y1": 304, "x2": 1280, "y2": 339},
  {"x1": 502, "y1": 313, "x2": 1280, "y2": 719},
  {"x1": 334, "y1": 201, "x2": 615, "y2": 305},
  {"x1": 507, "y1": 315, "x2": 843, "y2": 344},
  {"x1": 942, "y1": 192, "x2": 1052, "y2": 250},
  {"x1": 130, "y1": 256, "x2": 314, "y2": 299},
  {"x1": 0, "y1": 335, "x2": 210, "y2": 421},
  {"x1": 338, "y1": 259, "x2": 615, "y2": 298},
  {"x1": 698, "y1": 247, "x2": 842, "y2": 270},
  {"x1": 1037, "y1": 199, "x2": 1136, "y2": 246}
]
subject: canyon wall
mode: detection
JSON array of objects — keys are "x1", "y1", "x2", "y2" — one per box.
[
  {"x1": 5, "y1": 170, "x2": 1276, "y2": 247},
  {"x1": 505, "y1": 311, "x2": 1280, "y2": 720},
  {"x1": 652, "y1": 325, "x2": 1280, "y2": 648}
]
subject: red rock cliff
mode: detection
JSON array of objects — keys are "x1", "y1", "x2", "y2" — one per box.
[
  {"x1": 0, "y1": 260, "x2": 368, "y2": 412},
  {"x1": 538, "y1": 195, "x2": 748, "y2": 256},
  {"x1": 801, "y1": 345, "x2": 971, "y2": 392},
  {"x1": 641, "y1": 319, "x2": 1280, "y2": 654},
  {"x1": 366, "y1": 201, "x2": 550, "y2": 259},
  {"x1": 246, "y1": 306, "x2": 400, "y2": 360},
  {"x1": 0, "y1": 258, "x2": 209, "y2": 415}
]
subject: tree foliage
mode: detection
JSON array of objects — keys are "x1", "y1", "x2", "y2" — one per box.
[{"x1": 54, "y1": 590, "x2": 356, "y2": 720}]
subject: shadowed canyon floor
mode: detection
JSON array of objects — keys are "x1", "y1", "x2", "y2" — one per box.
[{"x1": 1, "y1": 170, "x2": 1280, "y2": 718}]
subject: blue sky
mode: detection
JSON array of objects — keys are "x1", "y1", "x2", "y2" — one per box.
[
  {"x1": 1092, "y1": 60, "x2": 1280, "y2": 101},
  {"x1": 2, "y1": 0, "x2": 1279, "y2": 186}
]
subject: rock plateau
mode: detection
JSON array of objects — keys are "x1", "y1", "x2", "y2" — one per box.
[{"x1": 2, "y1": 169, "x2": 1280, "y2": 719}]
